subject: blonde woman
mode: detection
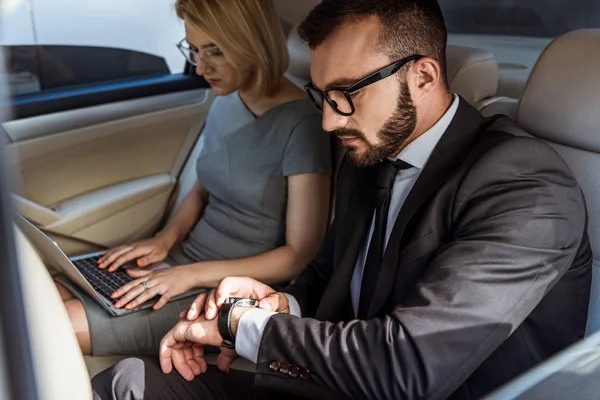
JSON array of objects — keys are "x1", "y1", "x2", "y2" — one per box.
[{"x1": 56, "y1": 0, "x2": 332, "y2": 356}]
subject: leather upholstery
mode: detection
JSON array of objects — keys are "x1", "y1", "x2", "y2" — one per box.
[
  {"x1": 517, "y1": 29, "x2": 600, "y2": 152},
  {"x1": 286, "y1": 24, "x2": 312, "y2": 88},
  {"x1": 515, "y1": 29, "x2": 600, "y2": 334},
  {"x1": 14, "y1": 225, "x2": 93, "y2": 399},
  {"x1": 446, "y1": 45, "x2": 498, "y2": 107}
]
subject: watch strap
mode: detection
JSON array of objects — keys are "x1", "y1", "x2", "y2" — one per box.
[{"x1": 217, "y1": 297, "x2": 258, "y2": 348}]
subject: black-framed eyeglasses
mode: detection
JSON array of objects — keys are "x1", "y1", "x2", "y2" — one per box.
[{"x1": 304, "y1": 54, "x2": 424, "y2": 116}]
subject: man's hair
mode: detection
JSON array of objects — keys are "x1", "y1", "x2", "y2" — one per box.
[{"x1": 298, "y1": 0, "x2": 448, "y2": 85}]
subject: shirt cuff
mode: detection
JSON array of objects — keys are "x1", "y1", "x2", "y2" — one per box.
[
  {"x1": 284, "y1": 293, "x2": 302, "y2": 317},
  {"x1": 235, "y1": 308, "x2": 276, "y2": 364}
]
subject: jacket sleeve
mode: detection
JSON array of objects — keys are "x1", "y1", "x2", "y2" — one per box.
[{"x1": 254, "y1": 137, "x2": 589, "y2": 400}]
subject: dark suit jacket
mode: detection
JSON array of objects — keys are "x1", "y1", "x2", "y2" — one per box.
[{"x1": 254, "y1": 99, "x2": 593, "y2": 400}]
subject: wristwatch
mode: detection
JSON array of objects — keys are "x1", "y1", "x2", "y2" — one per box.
[{"x1": 217, "y1": 297, "x2": 258, "y2": 348}]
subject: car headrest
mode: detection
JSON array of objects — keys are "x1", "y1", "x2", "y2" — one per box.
[
  {"x1": 445, "y1": 45, "x2": 498, "y2": 106},
  {"x1": 516, "y1": 29, "x2": 600, "y2": 152},
  {"x1": 286, "y1": 23, "x2": 312, "y2": 87},
  {"x1": 285, "y1": 24, "x2": 499, "y2": 106}
]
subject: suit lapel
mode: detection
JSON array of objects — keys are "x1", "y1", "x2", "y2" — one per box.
[
  {"x1": 366, "y1": 98, "x2": 485, "y2": 317},
  {"x1": 316, "y1": 163, "x2": 377, "y2": 321}
]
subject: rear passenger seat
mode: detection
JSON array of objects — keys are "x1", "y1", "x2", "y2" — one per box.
[
  {"x1": 14, "y1": 225, "x2": 93, "y2": 398},
  {"x1": 21, "y1": 23, "x2": 598, "y2": 390},
  {"x1": 513, "y1": 29, "x2": 600, "y2": 335}
]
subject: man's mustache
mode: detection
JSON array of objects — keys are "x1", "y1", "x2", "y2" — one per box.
[{"x1": 334, "y1": 128, "x2": 365, "y2": 140}]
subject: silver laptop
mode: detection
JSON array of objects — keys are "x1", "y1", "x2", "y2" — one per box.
[{"x1": 14, "y1": 212, "x2": 202, "y2": 316}]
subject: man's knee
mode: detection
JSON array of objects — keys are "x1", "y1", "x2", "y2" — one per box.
[{"x1": 92, "y1": 358, "x2": 148, "y2": 400}]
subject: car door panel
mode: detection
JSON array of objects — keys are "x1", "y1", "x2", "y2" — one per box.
[{"x1": 5, "y1": 88, "x2": 214, "y2": 256}]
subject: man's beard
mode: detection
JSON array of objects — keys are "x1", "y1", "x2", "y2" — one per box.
[{"x1": 335, "y1": 81, "x2": 417, "y2": 167}]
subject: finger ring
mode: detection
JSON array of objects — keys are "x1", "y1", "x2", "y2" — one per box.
[{"x1": 141, "y1": 281, "x2": 150, "y2": 290}]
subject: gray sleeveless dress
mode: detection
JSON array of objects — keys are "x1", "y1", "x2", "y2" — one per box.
[{"x1": 70, "y1": 93, "x2": 332, "y2": 356}]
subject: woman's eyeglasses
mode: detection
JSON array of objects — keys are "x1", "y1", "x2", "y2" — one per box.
[
  {"x1": 304, "y1": 54, "x2": 424, "y2": 116},
  {"x1": 176, "y1": 38, "x2": 227, "y2": 68}
]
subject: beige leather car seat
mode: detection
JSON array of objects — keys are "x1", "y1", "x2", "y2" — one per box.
[
  {"x1": 14, "y1": 225, "x2": 92, "y2": 399},
  {"x1": 514, "y1": 29, "x2": 600, "y2": 335},
  {"x1": 445, "y1": 44, "x2": 499, "y2": 109}
]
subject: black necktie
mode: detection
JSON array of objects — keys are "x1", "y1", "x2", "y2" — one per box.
[{"x1": 357, "y1": 159, "x2": 412, "y2": 317}]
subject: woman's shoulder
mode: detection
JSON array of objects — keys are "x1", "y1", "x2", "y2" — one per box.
[
  {"x1": 276, "y1": 98, "x2": 332, "y2": 176},
  {"x1": 265, "y1": 98, "x2": 322, "y2": 128}
]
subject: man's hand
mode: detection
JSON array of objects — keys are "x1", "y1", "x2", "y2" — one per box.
[
  {"x1": 161, "y1": 309, "x2": 257, "y2": 379},
  {"x1": 180, "y1": 277, "x2": 290, "y2": 321},
  {"x1": 171, "y1": 277, "x2": 291, "y2": 376},
  {"x1": 159, "y1": 316, "x2": 223, "y2": 380}
]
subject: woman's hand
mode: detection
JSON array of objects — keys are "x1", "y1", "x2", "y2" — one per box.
[
  {"x1": 98, "y1": 235, "x2": 172, "y2": 272},
  {"x1": 111, "y1": 265, "x2": 196, "y2": 311}
]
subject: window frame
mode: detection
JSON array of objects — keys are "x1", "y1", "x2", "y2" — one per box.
[{"x1": 3, "y1": 44, "x2": 209, "y2": 120}]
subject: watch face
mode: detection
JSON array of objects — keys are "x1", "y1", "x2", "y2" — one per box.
[
  {"x1": 226, "y1": 297, "x2": 258, "y2": 306},
  {"x1": 226, "y1": 297, "x2": 242, "y2": 304}
]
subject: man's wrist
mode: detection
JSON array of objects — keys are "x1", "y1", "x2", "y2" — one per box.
[
  {"x1": 230, "y1": 306, "x2": 255, "y2": 338},
  {"x1": 232, "y1": 308, "x2": 277, "y2": 363},
  {"x1": 185, "y1": 317, "x2": 223, "y2": 347}
]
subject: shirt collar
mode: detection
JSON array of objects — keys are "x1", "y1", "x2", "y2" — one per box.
[{"x1": 391, "y1": 94, "x2": 460, "y2": 170}]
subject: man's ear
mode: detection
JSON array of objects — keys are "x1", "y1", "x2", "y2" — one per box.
[{"x1": 408, "y1": 57, "x2": 443, "y2": 98}]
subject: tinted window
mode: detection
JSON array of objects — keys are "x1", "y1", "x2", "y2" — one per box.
[
  {"x1": 440, "y1": 0, "x2": 600, "y2": 37},
  {"x1": 4, "y1": 45, "x2": 170, "y2": 96}
]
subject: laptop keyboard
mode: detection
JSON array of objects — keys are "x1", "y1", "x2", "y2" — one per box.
[{"x1": 72, "y1": 255, "x2": 133, "y2": 304}]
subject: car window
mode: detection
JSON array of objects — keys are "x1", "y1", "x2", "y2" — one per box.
[
  {"x1": 5, "y1": 45, "x2": 170, "y2": 96},
  {"x1": 440, "y1": 0, "x2": 600, "y2": 37},
  {"x1": 1, "y1": 0, "x2": 185, "y2": 97}
]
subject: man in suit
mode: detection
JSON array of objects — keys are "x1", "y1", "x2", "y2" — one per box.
[{"x1": 92, "y1": 0, "x2": 592, "y2": 399}]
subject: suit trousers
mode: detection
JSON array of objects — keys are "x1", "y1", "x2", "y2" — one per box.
[{"x1": 92, "y1": 357, "x2": 304, "y2": 400}]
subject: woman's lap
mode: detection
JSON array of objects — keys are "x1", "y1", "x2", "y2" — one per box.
[
  {"x1": 60, "y1": 277, "x2": 195, "y2": 356},
  {"x1": 55, "y1": 247, "x2": 288, "y2": 357}
]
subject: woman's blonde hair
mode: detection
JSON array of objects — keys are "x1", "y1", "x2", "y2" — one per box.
[{"x1": 176, "y1": 0, "x2": 289, "y2": 96}]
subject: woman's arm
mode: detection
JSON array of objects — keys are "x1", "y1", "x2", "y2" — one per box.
[
  {"x1": 97, "y1": 180, "x2": 210, "y2": 271},
  {"x1": 112, "y1": 172, "x2": 331, "y2": 309},
  {"x1": 190, "y1": 172, "x2": 331, "y2": 287},
  {"x1": 157, "y1": 180, "x2": 210, "y2": 248}
]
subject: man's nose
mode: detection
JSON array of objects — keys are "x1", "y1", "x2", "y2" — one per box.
[{"x1": 321, "y1": 101, "x2": 348, "y2": 132}]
